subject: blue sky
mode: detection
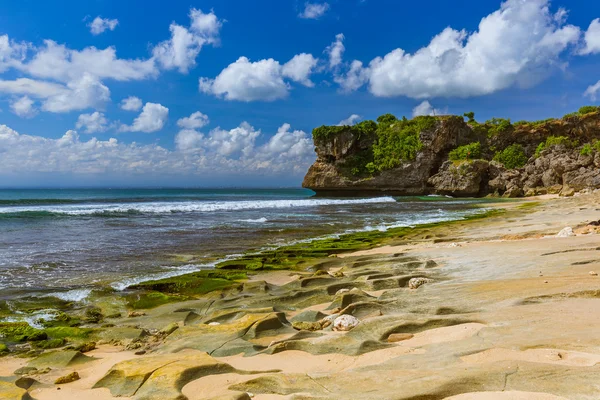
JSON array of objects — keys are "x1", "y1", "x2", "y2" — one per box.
[{"x1": 0, "y1": 0, "x2": 599, "y2": 187}]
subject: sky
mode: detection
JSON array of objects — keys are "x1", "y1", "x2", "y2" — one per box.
[{"x1": 0, "y1": 0, "x2": 600, "y2": 188}]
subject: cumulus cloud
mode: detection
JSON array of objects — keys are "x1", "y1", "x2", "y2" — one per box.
[
  {"x1": 119, "y1": 102, "x2": 169, "y2": 133},
  {"x1": 152, "y1": 8, "x2": 223, "y2": 73},
  {"x1": 88, "y1": 16, "x2": 119, "y2": 35},
  {"x1": 0, "y1": 122, "x2": 315, "y2": 179},
  {"x1": 584, "y1": 80, "x2": 600, "y2": 101},
  {"x1": 337, "y1": 114, "x2": 361, "y2": 126},
  {"x1": 41, "y1": 73, "x2": 110, "y2": 113},
  {"x1": 412, "y1": 101, "x2": 446, "y2": 117},
  {"x1": 10, "y1": 96, "x2": 37, "y2": 118},
  {"x1": 22, "y1": 40, "x2": 157, "y2": 83},
  {"x1": 199, "y1": 54, "x2": 317, "y2": 101},
  {"x1": 0, "y1": 8, "x2": 221, "y2": 116},
  {"x1": 281, "y1": 53, "x2": 318, "y2": 87},
  {"x1": 177, "y1": 111, "x2": 209, "y2": 129},
  {"x1": 326, "y1": 34, "x2": 345, "y2": 69},
  {"x1": 0, "y1": 34, "x2": 28, "y2": 73},
  {"x1": 334, "y1": 0, "x2": 582, "y2": 99},
  {"x1": 120, "y1": 96, "x2": 143, "y2": 111},
  {"x1": 580, "y1": 18, "x2": 600, "y2": 55},
  {"x1": 299, "y1": 2, "x2": 330, "y2": 19},
  {"x1": 76, "y1": 111, "x2": 109, "y2": 133},
  {"x1": 174, "y1": 121, "x2": 314, "y2": 174}
]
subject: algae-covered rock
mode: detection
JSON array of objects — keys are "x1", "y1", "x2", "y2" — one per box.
[
  {"x1": 291, "y1": 321, "x2": 323, "y2": 331},
  {"x1": 0, "y1": 380, "x2": 31, "y2": 400},
  {"x1": 133, "y1": 351, "x2": 238, "y2": 400},
  {"x1": 0, "y1": 342, "x2": 8, "y2": 354},
  {"x1": 84, "y1": 307, "x2": 104, "y2": 323},
  {"x1": 74, "y1": 342, "x2": 96, "y2": 353},
  {"x1": 94, "y1": 350, "x2": 237, "y2": 399},
  {"x1": 55, "y1": 371, "x2": 80, "y2": 384},
  {"x1": 28, "y1": 350, "x2": 93, "y2": 368},
  {"x1": 14, "y1": 367, "x2": 38, "y2": 375},
  {"x1": 33, "y1": 338, "x2": 65, "y2": 349},
  {"x1": 159, "y1": 322, "x2": 179, "y2": 336}
]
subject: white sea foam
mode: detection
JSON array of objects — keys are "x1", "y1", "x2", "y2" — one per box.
[
  {"x1": 240, "y1": 217, "x2": 268, "y2": 223},
  {"x1": 50, "y1": 288, "x2": 92, "y2": 302},
  {"x1": 0, "y1": 197, "x2": 397, "y2": 216},
  {"x1": 3, "y1": 310, "x2": 59, "y2": 329}
]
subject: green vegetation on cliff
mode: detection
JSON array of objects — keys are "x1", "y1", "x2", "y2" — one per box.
[
  {"x1": 535, "y1": 136, "x2": 576, "y2": 157},
  {"x1": 448, "y1": 142, "x2": 481, "y2": 161},
  {"x1": 313, "y1": 113, "x2": 438, "y2": 177},
  {"x1": 312, "y1": 120, "x2": 377, "y2": 141},
  {"x1": 493, "y1": 144, "x2": 528, "y2": 169},
  {"x1": 371, "y1": 115, "x2": 434, "y2": 171}
]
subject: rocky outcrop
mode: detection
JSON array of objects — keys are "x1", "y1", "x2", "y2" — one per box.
[
  {"x1": 428, "y1": 160, "x2": 490, "y2": 197},
  {"x1": 303, "y1": 110, "x2": 600, "y2": 197},
  {"x1": 489, "y1": 147, "x2": 600, "y2": 197},
  {"x1": 303, "y1": 116, "x2": 478, "y2": 195}
]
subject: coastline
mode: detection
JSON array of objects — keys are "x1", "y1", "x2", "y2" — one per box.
[{"x1": 2, "y1": 192, "x2": 600, "y2": 399}]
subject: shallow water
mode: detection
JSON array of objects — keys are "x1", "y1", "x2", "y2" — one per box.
[{"x1": 0, "y1": 188, "x2": 487, "y2": 300}]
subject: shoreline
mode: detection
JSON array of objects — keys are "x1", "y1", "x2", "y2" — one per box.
[{"x1": 3, "y1": 192, "x2": 600, "y2": 399}]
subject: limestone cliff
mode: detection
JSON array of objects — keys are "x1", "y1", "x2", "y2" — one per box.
[{"x1": 302, "y1": 107, "x2": 600, "y2": 197}]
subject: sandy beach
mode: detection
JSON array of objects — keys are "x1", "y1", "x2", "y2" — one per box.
[{"x1": 3, "y1": 192, "x2": 600, "y2": 400}]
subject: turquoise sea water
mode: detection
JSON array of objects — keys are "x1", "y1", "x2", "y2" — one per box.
[{"x1": 0, "y1": 188, "x2": 486, "y2": 301}]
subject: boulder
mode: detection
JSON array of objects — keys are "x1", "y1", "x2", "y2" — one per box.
[
  {"x1": 428, "y1": 160, "x2": 490, "y2": 196},
  {"x1": 55, "y1": 371, "x2": 80, "y2": 384},
  {"x1": 333, "y1": 315, "x2": 359, "y2": 331}
]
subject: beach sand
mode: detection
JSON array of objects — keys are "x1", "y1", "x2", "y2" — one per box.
[{"x1": 4, "y1": 192, "x2": 600, "y2": 399}]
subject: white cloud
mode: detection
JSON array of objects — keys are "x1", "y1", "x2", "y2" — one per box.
[
  {"x1": 88, "y1": 16, "x2": 119, "y2": 35},
  {"x1": 412, "y1": 101, "x2": 446, "y2": 117},
  {"x1": 584, "y1": 80, "x2": 600, "y2": 101},
  {"x1": 152, "y1": 8, "x2": 223, "y2": 73},
  {"x1": 0, "y1": 122, "x2": 315, "y2": 181},
  {"x1": 260, "y1": 123, "x2": 313, "y2": 160},
  {"x1": 10, "y1": 96, "x2": 37, "y2": 118},
  {"x1": 281, "y1": 53, "x2": 318, "y2": 87},
  {"x1": 175, "y1": 129, "x2": 204, "y2": 152},
  {"x1": 299, "y1": 2, "x2": 330, "y2": 19},
  {"x1": 41, "y1": 73, "x2": 110, "y2": 113},
  {"x1": 580, "y1": 18, "x2": 600, "y2": 55},
  {"x1": 177, "y1": 111, "x2": 209, "y2": 129},
  {"x1": 0, "y1": 78, "x2": 66, "y2": 98},
  {"x1": 326, "y1": 34, "x2": 345, "y2": 69},
  {"x1": 0, "y1": 34, "x2": 28, "y2": 73},
  {"x1": 334, "y1": 60, "x2": 369, "y2": 92},
  {"x1": 0, "y1": 76, "x2": 109, "y2": 113},
  {"x1": 334, "y1": 0, "x2": 581, "y2": 99},
  {"x1": 120, "y1": 102, "x2": 169, "y2": 133},
  {"x1": 76, "y1": 111, "x2": 109, "y2": 133},
  {"x1": 120, "y1": 96, "x2": 143, "y2": 111},
  {"x1": 200, "y1": 54, "x2": 317, "y2": 101},
  {"x1": 337, "y1": 114, "x2": 361, "y2": 126},
  {"x1": 23, "y1": 40, "x2": 157, "y2": 83}
]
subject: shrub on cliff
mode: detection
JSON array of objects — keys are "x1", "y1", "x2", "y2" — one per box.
[
  {"x1": 312, "y1": 120, "x2": 377, "y2": 140},
  {"x1": 535, "y1": 136, "x2": 576, "y2": 157},
  {"x1": 485, "y1": 118, "x2": 512, "y2": 136},
  {"x1": 577, "y1": 105, "x2": 600, "y2": 115},
  {"x1": 372, "y1": 116, "x2": 435, "y2": 170},
  {"x1": 493, "y1": 144, "x2": 527, "y2": 169},
  {"x1": 448, "y1": 142, "x2": 481, "y2": 161}
]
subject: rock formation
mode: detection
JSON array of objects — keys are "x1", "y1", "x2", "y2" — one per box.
[{"x1": 303, "y1": 107, "x2": 600, "y2": 197}]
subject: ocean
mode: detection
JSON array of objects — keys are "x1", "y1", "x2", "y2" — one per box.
[{"x1": 0, "y1": 188, "x2": 487, "y2": 302}]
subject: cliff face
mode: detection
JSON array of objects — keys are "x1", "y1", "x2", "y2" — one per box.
[{"x1": 303, "y1": 109, "x2": 600, "y2": 197}]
